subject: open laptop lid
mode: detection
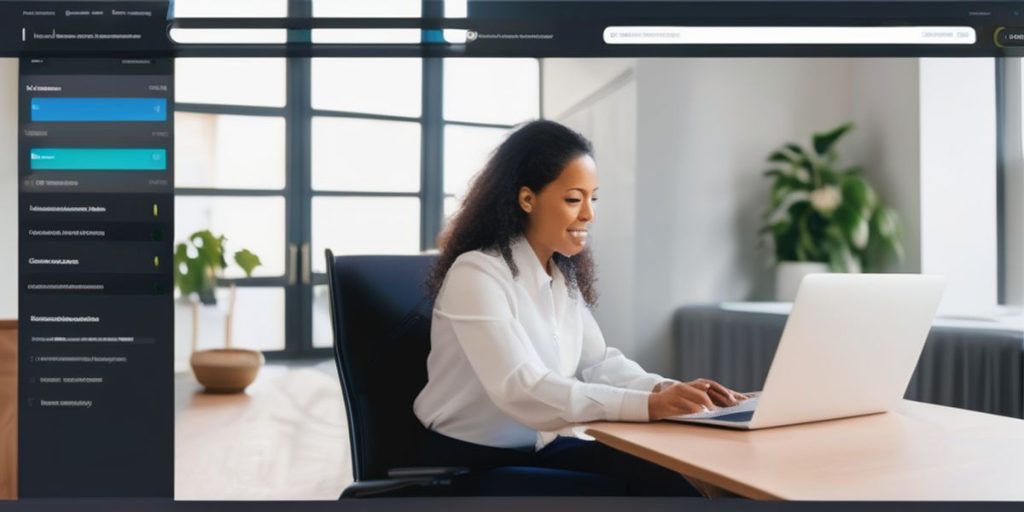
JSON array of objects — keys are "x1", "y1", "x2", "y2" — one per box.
[{"x1": 749, "y1": 274, "x2": 945, "y2": 429}]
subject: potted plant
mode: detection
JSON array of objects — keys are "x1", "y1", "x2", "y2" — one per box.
[
  {"x1": 174, "y1": 229, "x2": 264, "y2": 393},
  {"x1": 761, "y1": 122, "x2": 904, "y2": 301}
]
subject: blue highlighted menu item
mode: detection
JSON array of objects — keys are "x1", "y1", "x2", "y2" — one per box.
[
  {"x1": 31, "y1": 98, "x2": 167, "y2": 122},
  {"x1": 30, "y1": 148, "x2": 167, "y2": 171}
]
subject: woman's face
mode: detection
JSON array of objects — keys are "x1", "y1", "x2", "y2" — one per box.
[{"x1": 519, "y1": 154, "x2": 599, "y2": 261}]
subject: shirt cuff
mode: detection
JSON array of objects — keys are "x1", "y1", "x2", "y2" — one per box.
[
  {"x1": 616, "y1": 389, "x2": 651, "y2": 422},
  {"x1": 627, "y1": 373, "x2": 669, "y2": 392},
  {"x1": 651, "y1": 378, "x2": 681, "y2": 393}
]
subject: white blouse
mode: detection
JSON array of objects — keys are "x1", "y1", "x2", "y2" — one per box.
[{"x1": 413, "y1": 236, "x2": 665, "y2": 450}]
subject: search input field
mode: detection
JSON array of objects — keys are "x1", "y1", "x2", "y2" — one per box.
[{"x1": 603, "y1": 26, "x2": 977, "y2": 45}]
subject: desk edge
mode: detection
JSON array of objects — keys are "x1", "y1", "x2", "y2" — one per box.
[{"x1": 585, "y1": 426, "x2": 784, "y2": 500}]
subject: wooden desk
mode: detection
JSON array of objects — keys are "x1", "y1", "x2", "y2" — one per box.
[{"x1": 587, "y1": 400, "x2": 1024, "y2": 501}]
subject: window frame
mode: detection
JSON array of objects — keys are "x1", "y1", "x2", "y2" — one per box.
[{"x1": 174, "y1": 1, "x2": 541, "y2": 359}]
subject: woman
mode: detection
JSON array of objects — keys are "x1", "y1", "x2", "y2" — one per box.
[{"x1": 414, "y1": 120, "x2": 747, "y2": 496}]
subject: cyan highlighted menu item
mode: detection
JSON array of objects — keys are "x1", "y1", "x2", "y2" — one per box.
[
  {"x1": 30, "y1": 148, "x2": 167, "y2": 171},
  {"x1": 31, "y1": 98, "x2": 167, "y2": 122}
]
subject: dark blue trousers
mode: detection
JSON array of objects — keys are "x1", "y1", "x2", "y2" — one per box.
[{"x1": 418, "y1": 429, "x2": 701, "y2": 497}]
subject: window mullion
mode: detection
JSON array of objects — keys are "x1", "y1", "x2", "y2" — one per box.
[
  {"x1": 296, "y1": 58, "x2": 315, "y2": 356},
  {"x1": 285, "y1": 0, "x2": 314, "y2": 357},
  {"x1": 421, "y1": 58, "x2": 444, "y2": 250}
]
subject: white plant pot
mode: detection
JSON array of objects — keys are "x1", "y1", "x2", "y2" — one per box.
[{"x1": 775, "y1": 261, "x2": 830, "y2": 302}]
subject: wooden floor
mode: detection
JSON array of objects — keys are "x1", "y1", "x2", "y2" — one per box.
[
  {"x1": 174, "y1": 363, "x2": 351, "y2": 500},
  {"x1": 0, "y1": 321, "x2": 16, "y2": 500}
]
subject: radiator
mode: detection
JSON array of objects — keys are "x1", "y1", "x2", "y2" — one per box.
[{"x1": 674, "y1": 305, "x2": 1024, "y2": 419}]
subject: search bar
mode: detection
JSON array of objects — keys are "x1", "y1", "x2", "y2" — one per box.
[{"x1": 603, "y1": 26, "x2": 977, "y2": 45}]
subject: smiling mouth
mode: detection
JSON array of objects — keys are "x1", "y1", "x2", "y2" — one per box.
[{"x1": 568, "y1": 229, "x2": 589, "y2": 240}]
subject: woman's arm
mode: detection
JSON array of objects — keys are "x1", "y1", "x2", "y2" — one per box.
[
  {"x1": 575, "y1": 306, "x2": 668, "y2": 391},
  {"x1": 439, "y1": 255, "x2": 651, "y2": 431},
  {"x1": 575, "y1": 306, "x2": 749, "y2": 420}
]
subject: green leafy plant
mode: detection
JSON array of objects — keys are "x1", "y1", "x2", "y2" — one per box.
[
  {"x1": 173, "y1": 230, "x2": 262, "y2": 350},
  {"x1": 173, "y1": 230, "x2": 262, "y2": 304},
  {"x1": 761, "y1": 122, "x2": 903, "y2": 273}
]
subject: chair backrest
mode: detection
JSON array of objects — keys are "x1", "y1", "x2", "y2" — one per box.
[{"x1": 325, "y1": 250, "x2": 438, "y2": 482}]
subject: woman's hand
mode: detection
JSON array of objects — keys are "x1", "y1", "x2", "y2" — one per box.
[
  {"x1": 647, "y1": 379, "x2": 749, "y2": 421},
  {"x1": 683, "y1": 378, "x2": 749, "y2": 408}
]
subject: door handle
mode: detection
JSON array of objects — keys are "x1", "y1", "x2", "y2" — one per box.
[
  {"x1": 301, "y1": 243, "x2": 311, "y2": 285},
  {"x1": 287, "y1": 243, "x2": 298, "y2": 285}
]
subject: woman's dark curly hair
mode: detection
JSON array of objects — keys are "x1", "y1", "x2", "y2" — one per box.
[{"x1": 427, "y1": 119, "x2": 599, "y2": 307}]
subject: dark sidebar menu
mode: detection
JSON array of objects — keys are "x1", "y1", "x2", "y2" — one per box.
[{"x1": 18, "y1": 58, "x2": 173, "y2": 497}]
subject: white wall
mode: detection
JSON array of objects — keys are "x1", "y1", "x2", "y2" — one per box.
[
  {"x1": 842, "y1": 60, "x2": 998, "y2": 321},
  {"x1": 918, "y1": 58, "x2": 998, "y2": 316},
  {"x1": 543, "y1": 57, "x2": 998, "y2": 375},
  {"x1": 542, "y1": 58, "x2": 636, "y2": 120},
  {"x1": 545, "y1": 59, "x2": 640, "y2": 360},
  {"x1": 847, "y1": 59, "x2": 921, "y2": 273},
  {"x1": 1005, "y1": 58, "x2": 1024, "y2": 308},
  {"x1": 545, "y1": 58, "x2": 862, "y2": 374},
  {"x1": 0, "y1": 59, "x2": 16, "y2": 320},
  {"x1": 631, "y1": 58, "x2": 857, "y2": 374}
]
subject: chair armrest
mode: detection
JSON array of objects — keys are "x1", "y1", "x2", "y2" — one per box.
[
  {"x1": 341, "y1": 468, "x2": 470, "y2": 498},
  {"x1": 386, "y1": 466, "x2": 469, "y2": 479},
  {"x1": 341, "y1": 477, "x2": 436, "y2": 498}
]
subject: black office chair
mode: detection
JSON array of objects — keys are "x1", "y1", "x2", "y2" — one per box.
[{"x1": 325, "y1": 250, "x2": 626, "y2": 497}]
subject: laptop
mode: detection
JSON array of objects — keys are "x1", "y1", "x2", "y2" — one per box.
[{"x1": 667, "y1": 273, "x2": 946, "y2": 430}]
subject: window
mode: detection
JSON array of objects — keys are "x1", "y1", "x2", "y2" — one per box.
[
  {"x1": 174, "y1": 57, "x2": 289, "y2": 359},
  {"x1": 174, "y1": 3, "x2": 541, "y2": 358},
  {"x1": 304, "y1": 57, "x2": 540, "y2": 348},
  {"x1": 172, "y1": 0, "x2": 288, "y2": 18},
  {"x1": 442, "y1": 59, "x2": 540, "y2": 220}
]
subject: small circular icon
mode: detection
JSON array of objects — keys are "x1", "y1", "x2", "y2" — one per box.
[
  {"x1": 467, "y1": 30, "x2": 478, "y2": 42},
  {"x1": 994, "y1": 26, "x2": 1024, "y2": 47}
]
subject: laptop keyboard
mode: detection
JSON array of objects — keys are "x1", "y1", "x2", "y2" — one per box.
[
  {"x1": 708, "y1": 410, "x2": 756, "y2": 422},
  {"x1": 667, "y1": 392, "x2": 760, "y2": 422}
]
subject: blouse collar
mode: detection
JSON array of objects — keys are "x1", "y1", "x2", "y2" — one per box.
[{"x1": 510, "y1": 236, "x2": 557, "y2": 291}]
